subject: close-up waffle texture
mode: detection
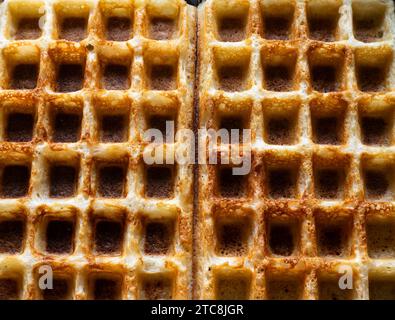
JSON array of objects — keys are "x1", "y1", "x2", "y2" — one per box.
[
  {"x1": 0, "y1": 0, "x2": 394, "y2": 300},
  {"x1": 197, "y1": 0, "x2": 395, "y2": 300},
  {"x1": 0, "y1": 0, "x2": 196, "y2": 299}
]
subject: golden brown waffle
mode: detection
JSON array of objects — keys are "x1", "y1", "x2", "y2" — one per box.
[
  {"x1": 0, "y1": 0, "x2": 196, "y2": 299},
  {"x1": 197, "y1": 0, "x2": 395, "y2": 300}
]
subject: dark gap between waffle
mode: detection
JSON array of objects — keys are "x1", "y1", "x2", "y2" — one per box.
[
  {"x1": 268, "y1": 222, "x2": 296, "y2": 256},
  {"x1": 312, "y1": 116, "x2": 341, "y2": 145},
  {"x1": 361, "y1": 116, "x2": 390, "y2": 146},
  {"x1": 53, "y1": 112, "x2": 81, "y2": 143},
  {"x1": 100, "y1": 114, "x2": 128, "y2": 143},
  {"x1": 144, "y1": 220, "x2": 174, "y2": 255},
  {"x1": 219, "y1": 116, "x2": 245, "y2": 143},
  {"x1": 94, "y1": 219, "x2": 123, "y2": 254},
  {"x1": 60, "y1": 17, "x2": 87, "y2": 42},
  {"x1": 363, "y1": 169, "x2": 389, "y2": 199},
  {"x1": 0, "y1": 219, "x2": 25, "y2": 254},
  {"x1": 6, "y1": 113, "x2": 34, "y2": 142},
  {"x1": 150, "y1": 65, "x2": 176, "y2": 90},
  {"x1": 57, "y1": 64, "x2": 84, "y2": 92},
  {"x1": 45, "y1": 220, "x2": 74, "y2": 254},
  {"x1": 1, "y1": 165, "x2": 30, "y2": 198},
  {"x1": 11, "y1": 64, "x2": 38, "y2": 90},
  {"x1": 215, "y1": 275, "x2": 250, "y2": 300},
  {"x1": 15, "y1": 18, "x2": 41, "y2": 40},
  {"x1": 140, "y1": 277, "x2": 173, "y2": 300},
  {"x1": 268, "y1": 169, "x2": 296, "y2": 199},
  {"x1": 218, "y1": 167, "x2": 246, "y2": 198},
  {"x1": 265, "y1": 65, "x2": 293, "y2": 91},
  {"x1": 266, "y1": 276, "x2": 304, "y2": 300},
  {"x1": 218, "y1": 66, "x2": 245, "y2": 92},
  {"x1": 0, "y1": 279, "x2": 20, "y2": 300},
  {"x1": 106, "y1": 17, "x2": 131, "y2": 41},
  {"x1": 318, "y1": 277, "x2": 353, "y2": 300},
  {"x1": 41, "y1": 278, "x2": 70, "y2": 300},
  {"x1": 366, "y1": 219, "x2": 395, "y2": 259},
  {"x1": 217, "y1": 17, "x2": 246, "y2": 42},
  {"x1": 103, "y1": 64, "x2": 129, "y2": 90},
  {"x1": 263, "y1": 15, "x2": 292, "y2": 40},
  {"x1": 369, "y1": 279, "x2": 395, "y2": 300},
  {"x1": 149, "y1": 17, "x2": 175, "y2": 40},
  {"x1": 92, "y1": 277, "x2": 121, "y2": 300},
  {"x1": 49, "y1": 165, "x2": 77, "y2": 198},
  {"x1": 98, "y1": 165, "x2": 126, "y2": 198},
  {"x1": 145, "y1": 166, "x2": 174, "y2": 198},
  {"x1": 266, "y1": 117, "x2": 295, "y2": 145},
  {"x1": 216, "y1": 218, "x2": 250, "y2": 256}
]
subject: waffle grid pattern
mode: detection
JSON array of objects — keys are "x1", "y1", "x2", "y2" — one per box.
[
  {"x1": 197, "y1": 0, "x2": 395, "y2": 300},
  {"x1": 0, "y1": 0, "x2": 196, "y2": 300}
]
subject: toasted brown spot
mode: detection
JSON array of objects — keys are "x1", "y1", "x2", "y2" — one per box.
[
  {"x1": 94, "y1": 220, "x2": 123, "y2": 254},
  {"x1": 218, "y1": 167, "x2": 246, "y2": 198},
  {"x1": 0, "y1": 279, "x2": 19, "y2": 300},
  {"x1": 218, "y1": 17, "x2": 246, "y2": 42},
  {"x1": 150, "y1": 65, "x2": 175, "y2": 91},
  {"x1": 361, "y1": 117, "x2": 389, "y2": 145},
  {"x1": 60, "y1": 17, "x2": 87, "y2": 42},
  {"x1": 269, "y1": 223, "x2": 295, "y2": 256},
  {"x1": 265, "y1": 65, "x2": 293, "y2": 91},
  {"x1": 42, "y1": 278, "x2": 70, "y2": 300},
  {"x1": 1, "y1": 165, "x2": 30, "y2": 198},
  {"x1": 103, "y1": 64, "x2": 129, "y2": 90},
  {"x1": 100, "y1": 115, "x2": 127, "y2": 143},
  {"x1": 93, "y1": 278, "x2": 121, "y2": 300},
  {"x1": 0, "y1": 220, "x2": 24, "y2": 254},
  {"x1": 6, "y1": 113, "x2": 34, "y2": 142},
  {"x1": 149, "y1": 18, "x2": 175, "y2": 40},
  {"x1": 57, "y1": 64, "x2": 84, "y2": 92},
  {"x1": 15, "y1": 18, "x2": 41, "y2": 40},
  {"x1": 46, "y1": 220, "x2": 74, "y2": 254},
  {"x1": 98, "y1": 166, "x2": 126, "y2": 198},
  {"x1": 216, "y1": 276, "x2": 250, "y2": 300},
  {"x1": 106, "y1": 17, "x2": 131, "y2": 41},
  {"x1": 11, "y1": 64, "x2": 38, "y2": 90},
  {"x1": 357, "y1": 66, "x2": 386, "y2": 92},
  {"x1": 145, "y1": 166, "x2": 174, "y2": 198},
  {"x1": 218, "y1": 66, "x2": 245, "y2": 92},
  {"x1": 144, "y1": 221, "x2": 173, "y2": 255},
  {"x1": 141, "y1": 277, "x2": 172, "y2": 300},
  {"x1": 53, "y1": 113, "x2": 81, "y2": 143},
  {"x1": 49, "y1": 165, "x2": 77, "y2": 198}
]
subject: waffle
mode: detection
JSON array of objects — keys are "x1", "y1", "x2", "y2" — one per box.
[
  {"x1": 0, "y1": 0, "x2": 196, "y2": 299},
  {"x1": 196, "y1": 0, "x2": 395, "y2": 300}
]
